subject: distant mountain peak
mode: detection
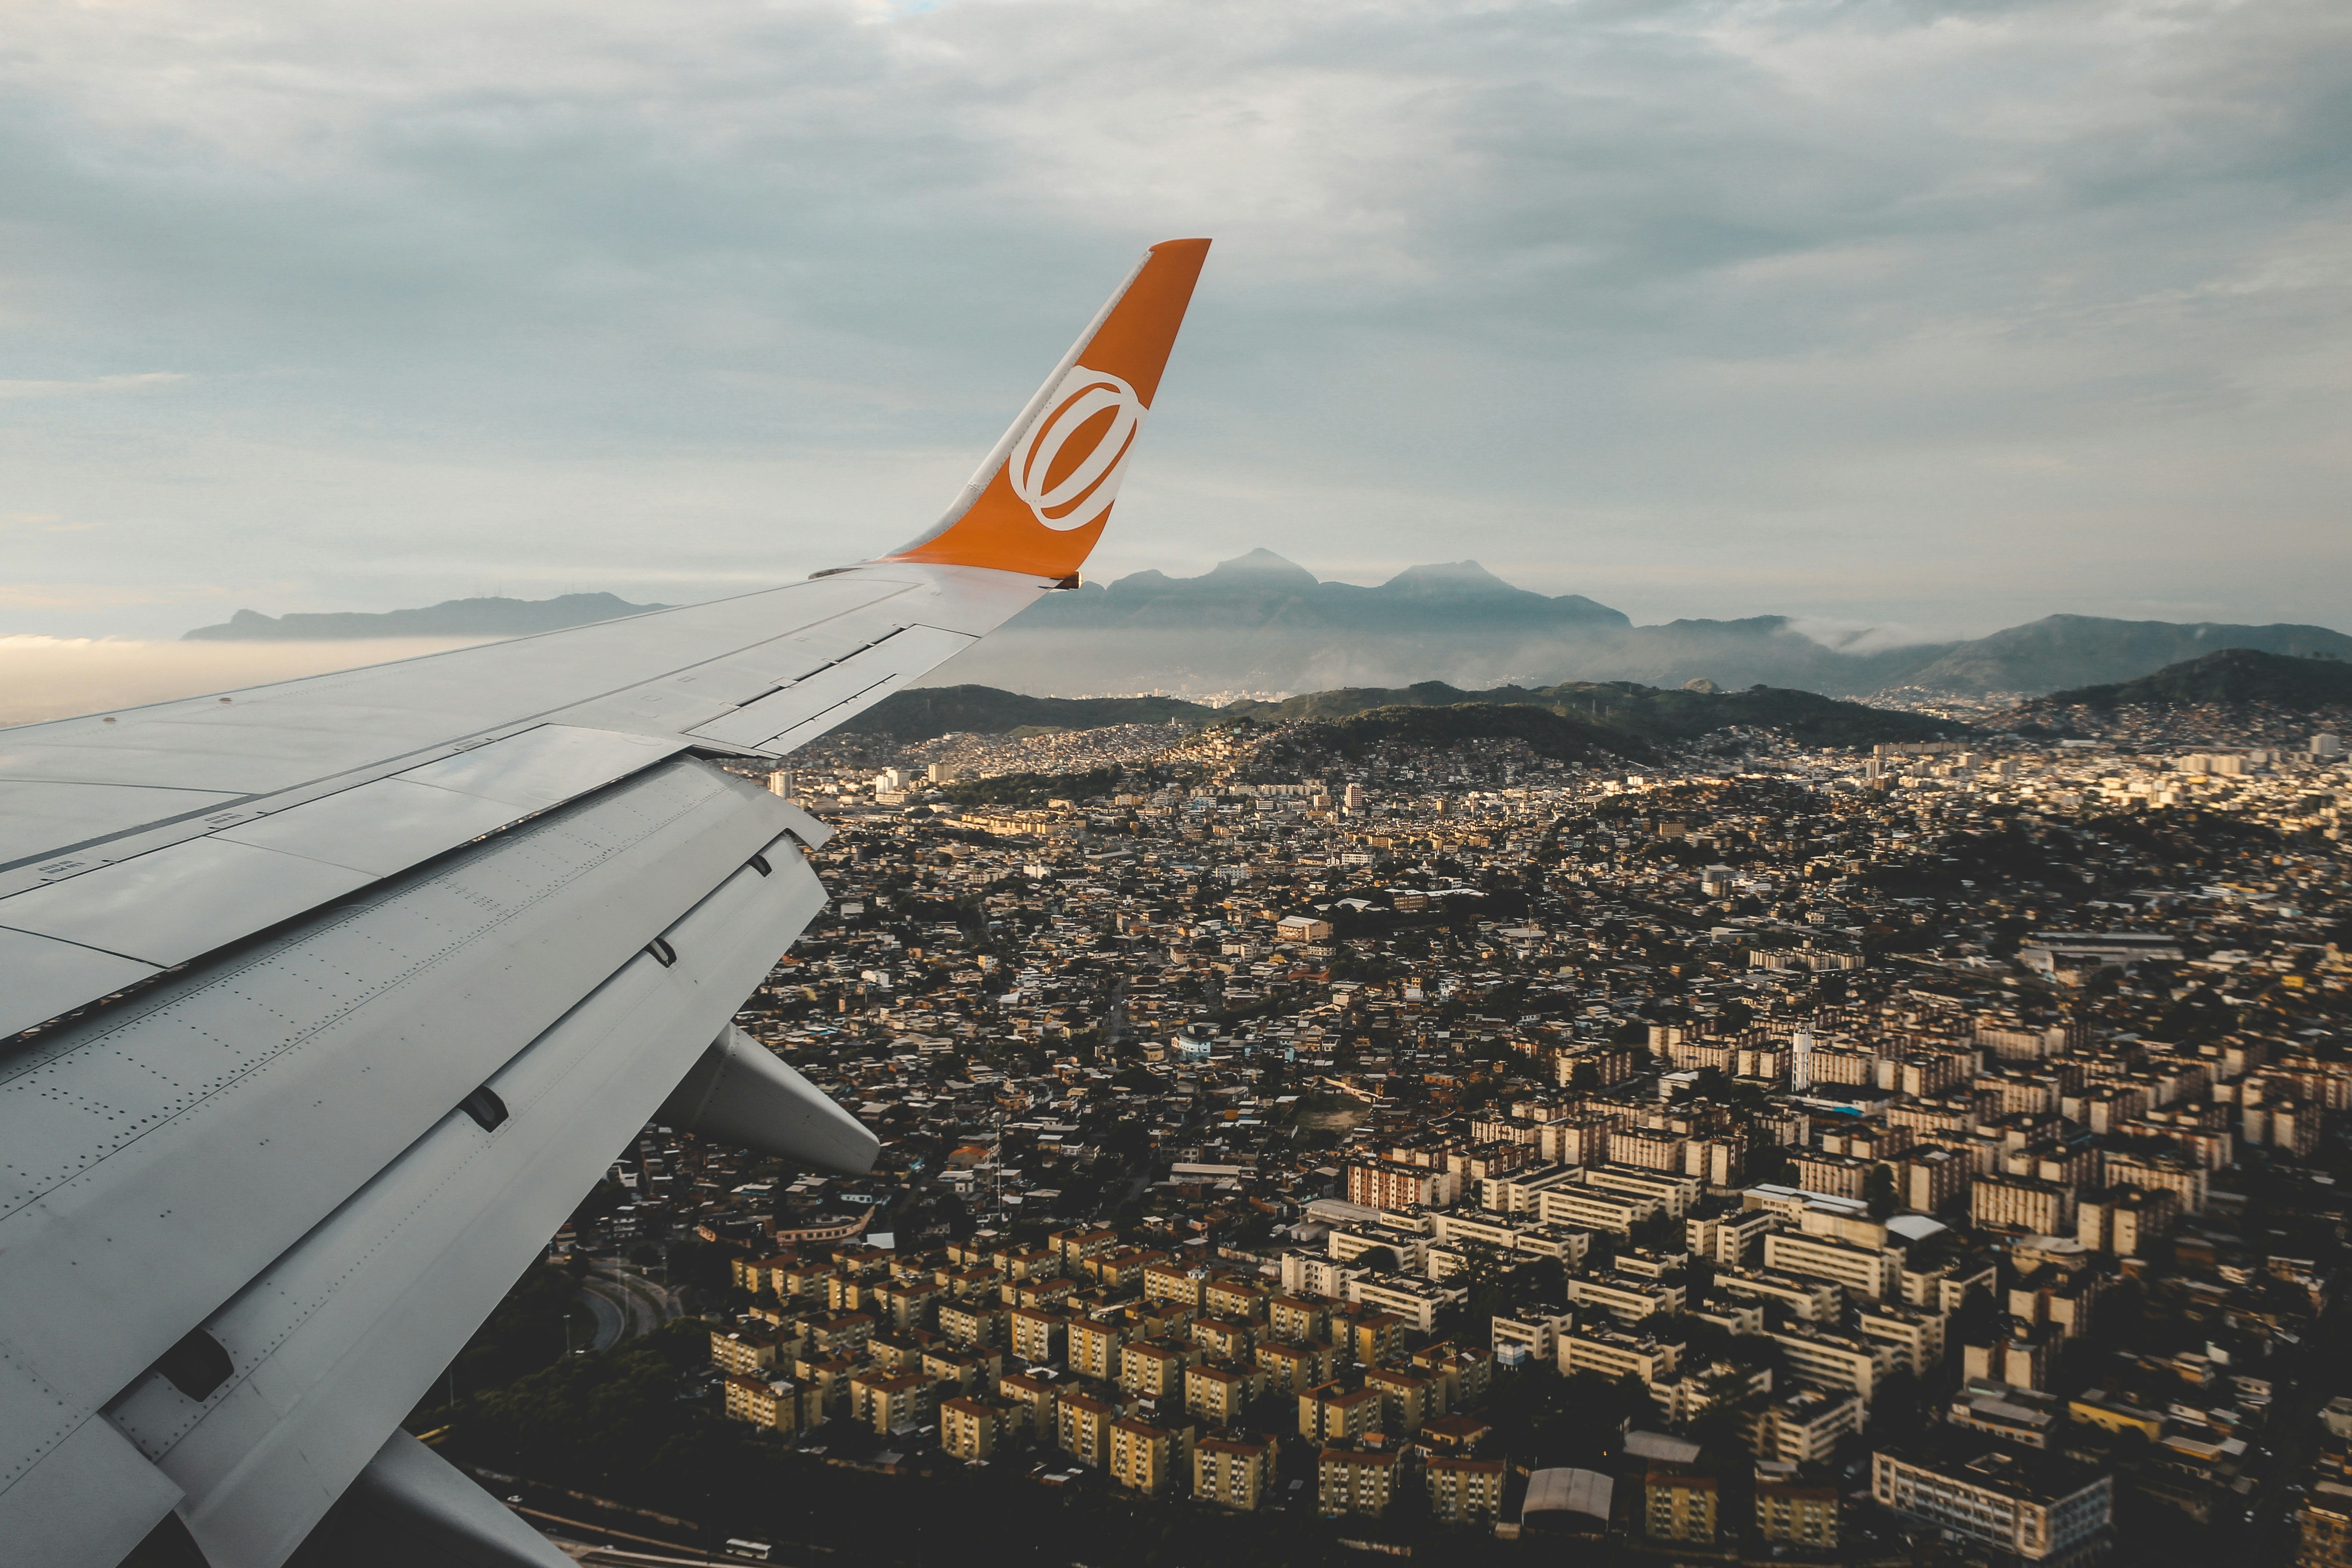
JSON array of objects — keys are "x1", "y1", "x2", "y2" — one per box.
[
  {"x1": 1202, "y1": 548, "x2": 1319, "y2": 590},
  {"x1": 1376, "y1": 560, "x2": 1517, "y2": 596}
]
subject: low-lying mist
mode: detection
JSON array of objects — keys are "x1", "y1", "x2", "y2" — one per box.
[{"x1": 0, "y1": 637, "x2": 500, "y2": 727}]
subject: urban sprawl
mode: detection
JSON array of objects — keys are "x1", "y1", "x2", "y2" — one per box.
[{"x1": 531, "y1": 708, "x2": 2352, "y2": 1567}]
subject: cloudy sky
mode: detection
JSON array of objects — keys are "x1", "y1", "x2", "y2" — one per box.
[{"x1": 5, "y1": 0, "x2": 2348, "y2": 643}]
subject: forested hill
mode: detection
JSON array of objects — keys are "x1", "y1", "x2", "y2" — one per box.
[
  {"x1": 1221, "y1": 679, "x2": 1968, "y2": 747},
  {"x1": 2029, "y1": 649, "x2": 2352, "y2": 711},
  {"x1": 837, "y1": 685, "x2": 1214, "y2": 742},
  {"x1": 851, "y1": 677, "x2": 1965, "y2": 750}
]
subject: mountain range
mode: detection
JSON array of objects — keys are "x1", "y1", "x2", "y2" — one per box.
[
  {"x1": 935, "y1": 550, "x2": 2352, "y2": 698},
  {"x1": 841, "y1": 677, "x2": 1964, "y2": 752},
  {"x1": 183, "y1": 592, "x2": 666, "y2": 641},
  {"x1": 180, "y1": 558, "x2": 2352, "y2": 698}
]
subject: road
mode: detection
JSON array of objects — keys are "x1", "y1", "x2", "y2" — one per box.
[
  {"x1": 576, "y1": 1259, "x2": 686, "y2": 1350},
  {"x1": 574, "y1": 1286, "x2": 626, "y2": 1352}
]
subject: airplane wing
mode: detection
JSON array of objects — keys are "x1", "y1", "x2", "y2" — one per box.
[{"x1": 0, "y1": 239, "x2": 1211, "y2": 1568}]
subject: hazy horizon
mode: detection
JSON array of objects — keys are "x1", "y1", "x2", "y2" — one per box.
[{"x1": 7, "y1": 0, "x2": 2350, "y2": 642}]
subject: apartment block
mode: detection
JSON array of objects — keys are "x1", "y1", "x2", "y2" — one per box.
[
  {"x1": 1348, "y1": 1158, "x2": 1460, "y2": 1211},
  {"x1": 1342, "y1": 1273, "x2": 1466, "y2": 1335},
  {"x1": 1584, "y1": 1165, "x2": 1703, "y2": 1219},
  {"x1": 1142, "y1": 1262, "x2": 1208, "y2": 1312},
  {"x1": 1364, "y1": 1364, "x2": 1438, "y2": 1432},
  {"x1": 1491, "y1": 1309, "x2": 1575, "y2": 1367},
  {"x1": 1120, "y1": 1337, "x2": 1199, "y2": 1399},
  {"x1": 998, "y1": 1369, "x2": 1060, "y2": 1436},
  {"x1": 1755, "y1": 1476, "x2": 1840, "y2": 1548},
  {"x1": 1716, "y1": 1267, "x2": 1842, "y2": 1322},
  {"x1": 1567, "y1": 1273, "x2": 1686, "y2": 1324},
  {"x1": 1561, "y1": 1327, "x2": 1684, "y2": 1387},
  {"x1": 1971, "y1": 1175, "x2": 2077, "y2": 1236},
  {"x1": 1184, "y1": 1361, "x2": 1254, "y2": 1427},
  {"x1": 1645, "y1": 1468, "x2": 1719, "y2": 1543},
  {"x1": 2076, "y1": 1185, "x2": 2177, "y2": 1256},
  {"x1": 1768, "y1": 1324, "x2": 1894, "y2": 1403},
  {"x1": 1319, "y1": 1448, "x2": 1399, "y2": 1517},
  {"x1": 1258, "y1": 1338, "x2": 1336, "y2": 1393},
  {"x1": 1057, "y1": 1389, "x2": 1125, "y2": 1467},
  {"x1": 1686, "y1": 1207, "x2": 1776, "y2": 1267},
  {"x1": 1746, "y1": 1387, "x2": 1866, "y2": 1465},
  {"x1": 1206, "y1": 1278, "x2": 1268, "y2": 1323},
  {"x1": 711, "y1": 1327, "x2": 782, "y2": 1376},
  {"x1": 722, "y1": 1374, "x2": 803, "y2": 1435},
  {"x1": 2100, "y1": 1150, "x2": 2209, "y2": 1215},
  {"x1": 938, "y1": 1298, "x2": 1008, "y2": 1352},
  {"x1": 847, "y1": 1370, "x2": 933, "y2": 1434},
  {"x1": 1194, "y1": 1435, "x2": 1277, "y2": 1511},
  {"x1": 1300, "y1": 1380, "x2": 1382, "y2": 1444},
  {"x1": 1535, "y1": 1182, "x2": 1657, "y2": 1235},
  {"x1": 1872, "y1": 1447, "x2": 2112, "y2": 1562},
  {"x1": 1856, "y1": 1300, "x2": 1948, "y2": 1376},
  {"x1": 1108, "y1": 1417, "x2": 1193, "y2": 1496},
  {"x1": 1763, "y1": 1230, "x2": 1902, "y2": 1299},
  {"x1": 1269, "y1": 1294, "x2": 1332, "y2": 1343},
  {"x1": 1011, "y1": 1305, "x2": 1068, "y2": 1366},
  {"x1": 1902, "y1": 1150, "x2": 1971, "y2": 1215},
  {"x1": 1069, "y1": 1315, "x2": 1126, "y2": 1381},
  {"x1": 1427, "y1": 1457, "x2": 1507, "y2": 1522},
  {"x1": 939, "y1": 1395, "x2": 1013, "y2": 1461}
]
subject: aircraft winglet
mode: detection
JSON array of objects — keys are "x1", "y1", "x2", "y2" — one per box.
[{"x1": 883, "y1": 237, "x2": 1211, "y2": 580}]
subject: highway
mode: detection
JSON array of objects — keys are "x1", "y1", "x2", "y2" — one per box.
[{"x1": 575, "y1": 1258, "x2": 686, "y2": 1351}]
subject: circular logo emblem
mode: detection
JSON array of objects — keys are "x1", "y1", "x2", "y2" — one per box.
[{"x1": 1010, "y1": 365, "x2": 1146, "y2": 531}]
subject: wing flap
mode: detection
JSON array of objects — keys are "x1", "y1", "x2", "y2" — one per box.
[
  {"x1": 388, "y1": 725, "x2": 686, "y2": 809},
  {"x1": 0, "y1": 762, "x2": 788, "y2": 1444},
  {"x1": 0, "y1": 928, "x2": 163, "y2": 1038},
  {"x1": 0, "y1": 1399, "x2": 184, "y2": 1568},
  {"x1": 106, "y1": 832, "x2": 826, "y2": 1567},
  {"x1": 211, "y1": 780, "x2": 538, "y2": 878},
  {"x1": 0, "y1": 836, "x2": 379, "y2": 968}
]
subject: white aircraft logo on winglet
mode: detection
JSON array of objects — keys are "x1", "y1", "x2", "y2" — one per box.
[{"x1": 1009, "y1": 364, "x2": 1145, "y2": 531}]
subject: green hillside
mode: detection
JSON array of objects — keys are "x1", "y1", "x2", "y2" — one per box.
[
  {"x1": 2036, "y1": 648, "x2": 2352, "y2": 710},
  {"x1": 841, "y1": 685, "x2": 1214, "y2": 742},
  {"x1": 1224, "y1": 678, "x2": 1964, "y2": 746}
]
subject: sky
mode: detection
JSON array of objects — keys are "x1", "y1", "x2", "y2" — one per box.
[{"x1": 5, "y1": 0, "x2": 2349, "y2": 647}]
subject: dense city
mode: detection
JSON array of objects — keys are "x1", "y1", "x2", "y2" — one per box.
[{"x1": 426, "y1": 696, "x2": 2352, "y2": 1568}]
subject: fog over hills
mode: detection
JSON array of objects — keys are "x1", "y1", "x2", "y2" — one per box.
[
  {"x1": 931, "y1": 551, "x2": 2352, "y2": 699},
  {"x1": 179, "y1": 555, "x2": 2352, "y2": 701}
]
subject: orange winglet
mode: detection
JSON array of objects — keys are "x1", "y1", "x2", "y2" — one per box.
[{"x1": 883, "y1": 238, "x2": 1211, "y2": 580}]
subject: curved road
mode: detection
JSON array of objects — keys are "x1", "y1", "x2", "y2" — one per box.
[
  {"x1": 574, "y1": 1259, "x2": 686, "y2": 1352},
  {"x1": 574, "y1": 1286, "x2": 626, "y2": 1352}
]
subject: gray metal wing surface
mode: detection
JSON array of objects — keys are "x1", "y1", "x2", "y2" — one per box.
[{"x1": 0, "y1": 238, "x2": 1211, "y2": 1568}]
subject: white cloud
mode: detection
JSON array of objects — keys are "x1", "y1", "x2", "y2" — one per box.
[{"x1": 0, "y1": 0, "x2": 2345, "y2": 638}]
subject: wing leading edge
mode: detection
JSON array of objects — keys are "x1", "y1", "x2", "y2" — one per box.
[{"x1": 0, "y1": 239, "x2": 1210, "y2": 1567}]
